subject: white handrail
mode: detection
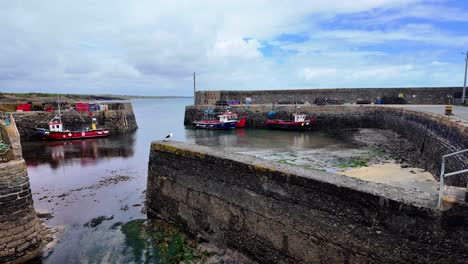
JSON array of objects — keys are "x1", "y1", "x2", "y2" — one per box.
[{"x1": 438, "y1": 149, "x2": 468, "y2": 208}]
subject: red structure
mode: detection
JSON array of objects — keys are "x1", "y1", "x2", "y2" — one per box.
[
  {"x1": 76, "y1": 102, "x2": 89, "y2": 112},
  {"x1": 16, "y1": 104, "x2": 31, "y2": 112}
]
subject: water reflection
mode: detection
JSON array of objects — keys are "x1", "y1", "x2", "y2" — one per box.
[
  {"x1": 185, "y1": 128, "x2": 358, "y2": 151},
  {"x1": 22, "y1": 133, "x2": 136, "y2": 169}
]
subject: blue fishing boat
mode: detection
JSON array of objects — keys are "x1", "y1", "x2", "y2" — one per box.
[{"x1": 193, "y1": 113, "x2": 238, "y2": 129}]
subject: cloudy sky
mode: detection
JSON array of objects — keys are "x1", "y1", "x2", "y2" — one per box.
[{"x1": 1, "y1": 0, "x2": 468, "y2": 96}]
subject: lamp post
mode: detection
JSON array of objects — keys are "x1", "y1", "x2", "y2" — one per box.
[
  {"x1": 463, "y1": 51, "x2": 468, "y2": 104},
  {"x1": 193, "y1": 72, "x2": 196, "y2": 105}
]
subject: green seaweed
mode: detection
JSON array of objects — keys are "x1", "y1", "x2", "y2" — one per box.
[
  {"x1": 335, "y1": 157, "x2": 369, "y2": 168},
  {"x1": 120, "y1": 219, "x2": 213, "y2": 264}
]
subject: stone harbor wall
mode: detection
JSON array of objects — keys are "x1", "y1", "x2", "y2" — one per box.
[
  {"x1": 185, "y1": 105, "x2": 468, "y2": 187},
  {"x1": 12, "y1": 102, "x2": 138, "y2": 141},
  {"x1": 195, "y1": 87, "x2": 463, "y2": 105},
  {"x1": 0, "y1": 114, "x2": 43, "y2": 263},
  {"x1": 147, "y1": 141, "x2": 468, "y2": 264}
]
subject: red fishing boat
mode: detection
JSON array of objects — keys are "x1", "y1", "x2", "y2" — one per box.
[
  {"x1": 236, "y1": 116, "x2": 247, "y2": 128},
  {"x1": 265, "y1": 113, "x2": 315, "y2": 130},
  {"x1": 36, "y1": 116, "x2": 109, "y2": 140}
]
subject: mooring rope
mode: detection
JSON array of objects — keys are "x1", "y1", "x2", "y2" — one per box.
[{"x1": 242, "y1": 106, "x2": 270, "y2": 120}]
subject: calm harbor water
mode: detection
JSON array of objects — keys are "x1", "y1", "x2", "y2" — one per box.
[{"x1": 22, "y1": 98, "x2": 373, "y2": 263}]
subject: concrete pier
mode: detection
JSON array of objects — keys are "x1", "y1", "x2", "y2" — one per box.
[
  {"x1": 11, "y1": 102, "x2": 138, "y2": 141},
  {"x1": 147, "y1": 141, "x2": 468, "y2": 264},
  {"x1": 195, "y1": 87, "x2": 463, "y2": 105},
  {"x1": 0, "y1": 113, "x2": 42, "y2": 263}
]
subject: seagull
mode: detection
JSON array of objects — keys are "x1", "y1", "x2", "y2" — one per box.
[{"x1": 163, "y1": 133, "x2": 173, "y2": 141}]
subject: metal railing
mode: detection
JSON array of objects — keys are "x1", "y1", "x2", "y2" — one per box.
[{"x1": 438, "y1": 148, "x2": 468, "y2": 207}]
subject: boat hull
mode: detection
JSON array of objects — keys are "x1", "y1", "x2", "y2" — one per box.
[
  {"x1": 265, "y1": 120, "x2": 313, "y2": 130},
  {"x1": 236, "y1": 117, "x2": 247, "y2": 128},
  {"x1": 193, "y1": 121, "x2": 237, "y2": 130},
  {"x1": 36, "y1": 129, "x2": 110, "y2": 140}
]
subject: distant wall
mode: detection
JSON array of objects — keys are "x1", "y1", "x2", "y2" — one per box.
[
  {"x1": 185, "y1": 105, "x2": 468, "y2": 187},
  {"x1": 195, "y1": 87, "x2": 463, "y2": 105},
  {"x1": 12, "y1": 102, "x2": 138, "y2": 141},
  {"x1": 147, "y1": 141, "x2": 468, "y2": 264},
  {"x1": 0, "y1": 115, "x2": 43, "y2": 263}
]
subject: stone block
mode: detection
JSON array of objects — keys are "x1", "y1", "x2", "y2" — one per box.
[
  {"x1": 0, "y1": 193, "x2": 18, "y2": 203},
  {"x1": 16, "y1": 241, "x2": 30, "y2": 253}
]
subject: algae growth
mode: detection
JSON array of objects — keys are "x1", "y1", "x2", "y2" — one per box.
[{"x1": 120, "y1": 219, "x2": 213, "y2": 264}]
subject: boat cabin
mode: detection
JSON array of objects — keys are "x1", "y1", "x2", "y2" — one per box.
[
  {"x1": 223, "y1": 112, "x2": 238, "y2": 120},
  {"x1": 48, "y1": 116, "x2": 63, "y2": 132},
  {"x1": 218, "y1": 114, "x2": 231, "y2": 123},
  {"x1": 217, "y1": 113, "x2": 239, "y2": 123},
  {"x1": 293, "y1": 114, "x2": 307, "y2": 122}
]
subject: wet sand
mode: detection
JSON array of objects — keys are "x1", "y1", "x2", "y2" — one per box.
[{"x1": 339, "y1": 163, "x2": 437, "y2": 193}]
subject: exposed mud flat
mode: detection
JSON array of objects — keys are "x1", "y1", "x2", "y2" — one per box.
[{"x1": 239, "y1": 128, "x2": 436, "y2": 193}]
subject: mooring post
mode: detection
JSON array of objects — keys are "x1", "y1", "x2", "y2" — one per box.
[{"x1": 462, "y1": 51, "x2": 467, "y2": 104}]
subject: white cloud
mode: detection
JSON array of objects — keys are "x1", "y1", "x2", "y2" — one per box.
[
  {"x1": 210, "y1": 39, "x2": 262, "y2": 59},
  {"x1": 300, "y1": 68, "x2": 338, "y2": 80},
  {"x1": 0, "y1": 0, "x2": 466, "y2": 95}
]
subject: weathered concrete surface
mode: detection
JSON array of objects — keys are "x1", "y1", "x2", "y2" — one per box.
[
  {"x1": 381, "y1": 104, "x2": 468, "y2": 122},
  {"x1": 12, "y1": 102, "x2": 138, "y2": 141},
  {"x1": 185, "y1": 105, "x2": 468, "y2": 187},
  {"x1": 147, "y1": 141, "x2": 468, "y2": 264},
  {"x1": 195, "y1": 87, "x2": 463, "y2": 105},
  {"x1": 0, "y1": 115, "x2": 43, "y2": 263}
]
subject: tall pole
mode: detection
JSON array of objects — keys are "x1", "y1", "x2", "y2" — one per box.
[
  {"x1": 193, "y1": 72, "x2": 196, "y2": 105},
  {"x1": 463, "y1": 52, "x2": 468, "y2": 104}
]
